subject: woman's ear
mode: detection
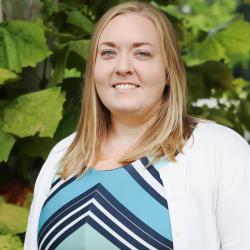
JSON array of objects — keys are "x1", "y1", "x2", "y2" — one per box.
[{"x1": 163, "y1": 84, "x2": 170, "y2": 95}]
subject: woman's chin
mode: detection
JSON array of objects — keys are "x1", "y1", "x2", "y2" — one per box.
[{"x1": 110, "y1": 106, "x2": 142, "y2": 115}]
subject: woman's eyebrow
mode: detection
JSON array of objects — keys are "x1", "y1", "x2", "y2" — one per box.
[{"x1": 99, "y1": 41, "x2": 154, "y2": 48}]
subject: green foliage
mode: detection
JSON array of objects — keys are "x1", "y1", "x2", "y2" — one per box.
[
  {"x1": 0, "y1": 0, "x2": 250, "y2": 247},
  {"x1": 66, "y1": 10, "x2": 94, "y2": 34},
  {"x1": 0, "y1": 201, "x2": 28, "y2": 234},
  {"x1": 67, "y1": 39, "x2": 90, "y2": 60},
  {"x1": 0, "y1": 234, "x2": 23, "y2": 250},
  {"x1": 3, "y1": 87, "x2": 65, "y2": 138},
  {"x1": 0, "y1": 20, "x2": 51, "y2": 72},
  {"x1": 0, "y1": 101, "x2": 15, "y2": 162},
  {"x1": 183, "y1": 18, "x2": 250, "y2": 66},
  {"x1": 0, "y1": 68, "x2": 19, "y2": 85},
  {"x1": 156, "y1": 0, "x2": 250, "y2": 135}
]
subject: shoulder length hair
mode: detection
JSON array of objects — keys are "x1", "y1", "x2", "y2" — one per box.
[{"x1": 59, "y1": 1, "x2": 197, "y2": 179}]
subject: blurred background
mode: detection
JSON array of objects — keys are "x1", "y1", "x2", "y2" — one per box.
[{"x1": 0, "y1": 0, "x2": 250, "y2": 248}]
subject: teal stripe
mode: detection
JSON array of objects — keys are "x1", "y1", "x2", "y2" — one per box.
[
  {"x1": 39, "y1": 158, "x2": 173, "y2": 243},
  {"x1": 97, "y1": 167, "x2": 173, "y2": 240},
  {"x1": 55, "y1": 224, "x2": 119, "y2": 250},
  {"x1": 38, "y1": 170, "x2": 105, "y2": 231},
  {"x1": 148, "y1": 156, "x2": 169, "y2": 170}
]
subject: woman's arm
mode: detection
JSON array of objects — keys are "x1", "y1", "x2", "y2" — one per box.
[{"x1": 216, "y1": 133, "x2": 250, "y2": 250}]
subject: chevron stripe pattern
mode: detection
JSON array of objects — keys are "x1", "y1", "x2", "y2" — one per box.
[{"x1": 38, "y1": 156, "x2": 174, "y2": 250}]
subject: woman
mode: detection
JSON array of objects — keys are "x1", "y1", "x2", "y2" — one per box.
[{"x1": 25, "y1": 1, "x2": 250, "y2": 250}]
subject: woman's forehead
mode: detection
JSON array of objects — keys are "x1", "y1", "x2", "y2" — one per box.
[{"x1": 98, "y1": 13, "x2": 160, "y2": 46}]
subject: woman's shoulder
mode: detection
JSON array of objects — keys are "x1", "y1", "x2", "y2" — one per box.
[
  {"x1": 194, "y1": 120, "x2": 248, "y2": 149},
  {"x1": 180, "y1": 120, "x2": 250, "y2": 173}
]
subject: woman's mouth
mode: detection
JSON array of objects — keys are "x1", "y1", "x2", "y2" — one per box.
[{"x1": 112, "y1": 82, "x2": 140, "y2": 90}]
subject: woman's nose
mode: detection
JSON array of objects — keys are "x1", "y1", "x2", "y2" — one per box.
[{"x1": 115, "y1": 53, "x2": 133, "y2": 75}]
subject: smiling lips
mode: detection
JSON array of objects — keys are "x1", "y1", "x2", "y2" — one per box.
[{"x1": 112, "y1": 82, "x2": 140, "y2": 89}]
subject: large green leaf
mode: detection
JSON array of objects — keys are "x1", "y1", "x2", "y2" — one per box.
[
  {"x1": 217, "y1": 18, "x2": 250, "y2": 55},
  {"x1": 0, "y1": 101, "x2": 15, "y2": 162},
  {"x1": 68, "y1": 39, "x2": 90, "y2": 60},
  {"x1": 0, "y1": 20, "x2": 51, "y2": 73},
  {"x1": 66, "y1": 11, "x2": 94, "y2": 35},
  {"x1": 183, "y1": 36, "x2": 226, "y2": 66},
  {"x1": 183, "y1": 18, "x2": 250, "y2": 66},
  {"x1": 158, "y1": 5, "x2": 184, "y2": 20},
  {"x1": 50, "y1": 47, "x2": 70, "y2": 85},
  {"x1": 0, "y1": 196, "x2": 5, "y2": 203},
  {"x1": 0, "y1": 127, "x2": 15, "y2": 162},
  {"x1": 3, "y1": 87, "x2": 65, "y2": 138},
  {"x1": 0, "y1": 68, "x2": 19, "y2": 85},
  {"x1": 0, "y1": 234, "x2": 23, "y2": 250},
  {"x1": 50, "y1": 40, "x2": 89, "y2": 85},
  {"x1": 42, "y1": 0, "x2": 60, "y2": 18},
  {"x1": 159, "y1": 0, "x2": 237, "y2": 35},
  {"x1": 0, "y1": 202, "x2": 28, "y2": 234}
]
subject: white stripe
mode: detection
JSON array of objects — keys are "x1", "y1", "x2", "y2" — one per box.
[
  {"x1": 44, "y1": 210, "x2": 90, "y2": 250},
  {"x1": 97, "y1": 190, "x2": 171, "y2": 248},
  {"x1": 89, "y1": 211, "x2": 137, "y2": 250},
  {"x1": 40, "y1": 199, "x2": 137, "y2": 250},
  {"x1": 92, "y1": 199, "x2": 160, "y2": 249},
  {"x1": 48, "y1": 174, "x2": 75, "y2": 196},
  {"x1": 40, "y1": 185, "x2": 171, "y2": 250},
  {"x1": 39, "y1": 189, "x2": 95, "y2": 238},
  {"x1": 96, "y1": 189, "x2": 169, "y2": 247},
  {"x1": 39, "y1": 198, "x2": 93, "y2": 250},
  {"x1": 40, "y1": 194, "x2": 171, "y2": 250},
  {"x1": 49, "y1": 179, "x2": 63, "y2": 195},
  {"x1": 132, "y1": 160, "x2": 167, "y2": 199}
]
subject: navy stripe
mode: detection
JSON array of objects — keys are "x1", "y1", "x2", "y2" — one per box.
[
  {"x1": 47, "y1": 217, "x2": 131, "y2": 250},
  {"x1": 38, "y1": 156, "x2": 173, "y2": 249},
  {"x1": 96, "y1": 185, "x2": 172, "y2": 246},
  {"x1": 140, "y1": 157, "x2": 164, "y2": 185},
  {"x1": 39, "y1": 196, "x2": 173, "y2": 250},
  {"x1": 125, "y1": 163, "x2": 168, "y2": 209},
  {"x1": 50, "y1": 177, "x2": 61, "y2": 189},
  {"x1": 92, "y1": 199, "x2": 173, "y2": 249},
  {"x1": 87, "y1": 218, "x2": 131, "y2": 249},
  {"x1": 39, "y1": 204, "x2": 91, "y2": 249},
  {"x1": 41, "y1": 176, "x2": 76, "y2": 209},
  {"x1": 38, "y1": 184, "x2": 172, "y2": 248},
  {"x1": 47, "y1": 217, "x2": 88, "y2": 250},
  {"x1": 39, "y1": 202, "x2": 142, "y2": 250},
  {"x1": 91, "y1": 205, "x2": 149, "y2": 249},
  {"x1": 38, "y1": 184, "x2": 97, "y2": 241}
]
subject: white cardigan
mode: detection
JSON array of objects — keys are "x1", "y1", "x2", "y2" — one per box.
[{"x1": 24, "y1": 121, "x2": 250, "y2": 250}]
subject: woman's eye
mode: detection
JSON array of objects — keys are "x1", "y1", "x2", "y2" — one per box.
[
  {"x1": 135, "y1": 50, "x2": 151, "y2": 57},
  {"x1": 101, "y1": 50, "x2": 116, "y2": 57},
  {"x1": 100, "y1": 49, "x2": 151, "y2": 58}
]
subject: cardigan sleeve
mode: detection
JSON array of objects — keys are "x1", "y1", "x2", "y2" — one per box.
[
  {"x1": 24, "y1": 147, "x2": 58, "y2": 250},
  {"x1": 216, "y1": 129, "x2": 250, "y2": 250},
  {"x1": 24, "y1": 132, "x2": 76, "y2": 250}
]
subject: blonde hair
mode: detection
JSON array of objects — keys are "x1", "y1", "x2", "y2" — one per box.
[{"x1": 59, "y1": 1, "x2": 197, "y2": 179}]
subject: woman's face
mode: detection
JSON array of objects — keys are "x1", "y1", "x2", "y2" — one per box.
[{"x1": 94, "y1": 13, "x2": 167, "y2": 119}]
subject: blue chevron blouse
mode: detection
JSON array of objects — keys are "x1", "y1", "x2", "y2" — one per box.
[{"x1": 37, "y1": 156, "x2": 174, "y2": 250}]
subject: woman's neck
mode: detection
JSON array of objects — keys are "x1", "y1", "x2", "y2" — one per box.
[
  {"x1": 110, "y1": 112, "x2": 157, "y2": 141},
  {"x1": 100, "y1": 112, "x2": 157, "y2": 160}
]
